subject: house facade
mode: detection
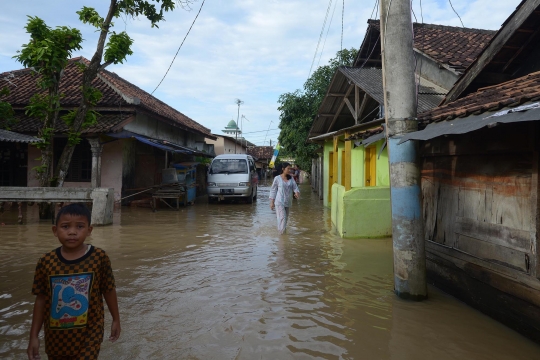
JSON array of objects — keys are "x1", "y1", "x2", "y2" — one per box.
[
  {"x1": 0, "y1": 57, "x2": 215, "y2": 202},
  {"x1": 205, "y1": 133, "x2": 253, "y2": 156},
  {"x1": 308, "y1": 20, "x2": 494, "y2": 238},
  {"x1": 400, "y1": 0, "x2": 540, "y2": 342},
  {"x1": 247, "y1": 146, "x2": 274, "y2": 180}
]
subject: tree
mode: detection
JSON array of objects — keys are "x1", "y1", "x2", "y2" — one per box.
[
  {"x1": 14, "y1": 0, "x2": 193, "y2": 189},
  {"x1": 277, "y1": 48, "x2": 357, "y2": 171}
]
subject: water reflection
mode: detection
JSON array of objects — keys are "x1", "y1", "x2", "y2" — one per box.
[{"x1": 0, "y1": 182, "x2": 538, "y2": 359}]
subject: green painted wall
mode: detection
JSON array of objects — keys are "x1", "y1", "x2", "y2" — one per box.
[
  {"x1": 323, "y1": 137, "x2": 392, "y2": 238},
  {"x1": 331, "y1": 184, "x2": 392, "y2": 238},
  {"x1": 351, "y1": 146, "x2": 364, "y2": 188},
  {"x1": 351, "y1": 140, "x2": 389, "y2": 188},
  {"x1": 323, "y1": 141, "x2": 333, "y2": 207}
]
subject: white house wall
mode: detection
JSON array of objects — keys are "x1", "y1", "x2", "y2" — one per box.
[{"x1": 124, "y1": 113, "x2": 204, "y2": 147}]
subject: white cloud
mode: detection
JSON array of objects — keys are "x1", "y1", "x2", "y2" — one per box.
[{"x1": 0, "y1": 0, "x2": 522, "y2": 145}]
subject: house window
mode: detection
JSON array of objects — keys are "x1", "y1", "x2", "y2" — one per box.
[
  {"x1": 364, "y1": 145, "x2": 376, "y2": 187},
  {"x1": 54, "y1": 138, "x2": 92, "y2": 182}
]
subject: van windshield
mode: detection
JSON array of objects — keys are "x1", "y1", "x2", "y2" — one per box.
[{"x1": 210, "y1": 159, "x2": 248, "y2": 174}]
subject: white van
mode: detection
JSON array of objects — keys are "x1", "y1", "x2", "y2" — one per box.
[{"x1": 207, "y1": 154, "x2": 259, "y2": 203}]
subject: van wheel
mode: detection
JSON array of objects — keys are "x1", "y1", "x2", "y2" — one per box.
[
  {"x1": 253, "y1": 186, "x2": 258, "y2": 201},
  {"x1": 246, "y1": 190, "x2": 254, "y2": 204}
]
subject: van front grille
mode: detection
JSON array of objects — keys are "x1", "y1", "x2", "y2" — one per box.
[{"x1": 217, "y1": 183, "x2": 238, "y2": 187}]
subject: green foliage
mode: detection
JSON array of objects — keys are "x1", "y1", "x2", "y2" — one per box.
[
  {"x1": 104, "y1": 32, "x2": 134, "y2": 64},
  {"x1": 14, "y1": 16, "x2": 83, "y2": 89},
  {"x1": 14, "y1": 1, "x2": 182, "y2": 187},
  {"x1": 116, "y1": 0, "x2": 178, "y2": 28},
  {"x1": 25, "y1": 93, "x2": 58, "y2": 120},
  {"x1": 277, "y1": 48, "x2": 357, "y2": 171},
  {"x1": 0, "y1": 87, "x2": 16, "y2": 130},
  {"x1": 77, "y1": 7, "x2": 105, "y2": 29},
  {"x1": 195, "y1": 156, "x2": 211, "y2": 165}
]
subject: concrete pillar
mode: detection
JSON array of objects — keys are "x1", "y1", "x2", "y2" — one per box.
[
  {"x1": 90, "y1": 188, "x2": 114, "y2": 225},
  {"x1": 380, "y1": 0, "x2": 427, "y2": 300},
  {"x1": 88, "y1": 138, "x2": 103, "y2": 188}
]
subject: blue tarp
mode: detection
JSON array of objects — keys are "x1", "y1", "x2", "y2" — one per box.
[{"x1": 107, "y1": 130, "x2": 204, "y2": 155}]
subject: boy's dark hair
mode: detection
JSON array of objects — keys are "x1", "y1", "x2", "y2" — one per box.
[{"x1": 56, "y1": 203, "x2": 92, "y2": 225}]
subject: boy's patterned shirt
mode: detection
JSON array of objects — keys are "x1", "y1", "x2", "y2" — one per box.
[{"x1": 32, "y1": 246, "x2": 115, "y2": 357}]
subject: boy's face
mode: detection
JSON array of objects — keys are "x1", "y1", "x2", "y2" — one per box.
[{"x1": 52, "y1": 214, "x2": 93, "y2": 251}]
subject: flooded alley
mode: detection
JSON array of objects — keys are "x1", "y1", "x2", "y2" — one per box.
[{"x1": 1, "y1": 181, "x2": 539, "y2": 359}]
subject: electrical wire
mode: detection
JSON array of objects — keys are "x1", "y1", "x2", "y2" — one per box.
[
  {"x1": 341, "y1": 0, "x2": 345, "y2": 64},
  {"x1": 151, "y1": 0, "x2": 206, "y2": 95},
  {"x1": 370, "y1": 0, "x2": 379, "y2": 20},
  {"x1": 242, "y1": 128, "x2": 278, "y2": 134},
  {"x1": 308, "y1": 0, "x2": 334, "y2": 79},
  {"x1": 263, "y1": 120, "x2": 274, "y2": 146},
  {"x1": 448, "y1": 0, "x2": 465, "y2": 28},
  {"x1": 317, "y1": 0, "x2": 339, "y2": 69}
]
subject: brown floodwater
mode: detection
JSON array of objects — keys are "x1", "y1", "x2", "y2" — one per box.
[{"x1": 1, "y1": 182, "x2": 539, "y2": 359}]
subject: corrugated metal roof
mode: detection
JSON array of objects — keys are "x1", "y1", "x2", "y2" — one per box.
[
  {"x1": 340, "y1": 67, "x2": 445, "y2": 113},
  {"x1": 400, "y1": 102, "x2": 540, "y2": 143},
  {"x1": 0, "y1": 129, "x2": 42, "y2": 143},
  {"x1": 309, "y1": 67, "x2": 446, "y2": 139}
]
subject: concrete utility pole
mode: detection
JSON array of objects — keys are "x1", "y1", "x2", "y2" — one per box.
[
  {"x1": 380, "y1": 0, "x2": 427, "y2": 300},
  {"x1": 234, "y1": 99, "x2": 244, "y2": 154}
]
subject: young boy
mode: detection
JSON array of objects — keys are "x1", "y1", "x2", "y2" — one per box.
[{"x1": 27, "y1": 203, "x2": 120, "y2": 360}]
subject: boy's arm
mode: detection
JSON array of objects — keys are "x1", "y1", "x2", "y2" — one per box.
[
  {"x1": 27, "y1": 294, "x2": 46, "y2": 360},
  {"x1": 104, "y1": 289, "x2": 121, "y2": 342}
]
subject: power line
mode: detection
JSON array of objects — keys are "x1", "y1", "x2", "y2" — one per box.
[
  {"x1": 317, "y1": 0, "x2": 339, "y2": 69},
  {"x1": 151, "y1": 0, "x2": 206, "y2": 95},
  {"x1": 448, "y1": 0, "x2": 465, "y2": 27},
  {"x1": 308, "y1": 0, "x2": 334, "y2": 79},
  {"x1": 243, "y1": 128, "x2": 278, "y2": 135},
  {"x1": 370, "y1": 0, "x2": 379, "y2": 19},
  {"x1": 263, "y1": 120, "x2": 274, "y2": 145},
  {"x1": 341, "y1": 0, "x2": 345, "y2": 63}
]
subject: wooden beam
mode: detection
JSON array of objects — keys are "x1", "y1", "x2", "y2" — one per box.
[
  {"x1": 502, "y1": 26, "x2": 540, "y2": 73},
  {"x1": 343, "y1": 98, "x2": 357, "y2": 121},
  {"x1": 475, "y1": 72, "x2": 513, "y2": 84},
  {"x1": 327, "y1": 84, "x2": 354, "y2": 132},
  {"x1": 443, "y1": 0, "x2": 540, "y2": 104},
  {"x1": 333, "y1": 137, "x2": 339, "y2": 188},
  {"x1": 344, "y1": 131, "x2": 352, "y2": 191},
  {"x1": 502, "y1": 45, "x2": 521, "y2": 50},
  {"x1": 357, "y1": 93, "x2": 369, "y2": 124},
  {"x1": 328, "y1": 93, "x2": 347, "y2": 97},
  {"x1": 355, "y1": 86, "x2": 360, "y2": 121},
  {"x1": 320, "y1": 114, "x2": 349, "y2": 117}
]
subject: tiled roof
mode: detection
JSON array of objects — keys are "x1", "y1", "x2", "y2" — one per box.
[
  {"x1": 359, "y1": 20, "x2": 495, "y2": 73},
  {"x1": 247, "y1": 146, "x2": 274, "y2": 160},
  {"x1": 0, "y1": 57, "x2": 212, "y2": 136},
  {"x1": 0, "y1": 129, "x2": 42, "y2": 143},
  {"x1": 6, "y1": 112, "x2": 132, "y2": 134},
  {"x1": 418, "y1": 70, "x2": 540, "y2": 124}
]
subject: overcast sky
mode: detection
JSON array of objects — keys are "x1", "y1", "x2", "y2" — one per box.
[{"x1": 0, "y1": 0, "x2": 521, "y2": 146}]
